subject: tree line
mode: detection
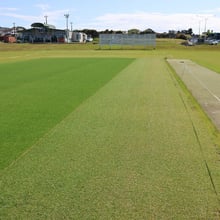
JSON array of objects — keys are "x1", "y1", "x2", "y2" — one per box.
[{"x1": 74, "y1": 28, "x2": 194, "y2": 40}]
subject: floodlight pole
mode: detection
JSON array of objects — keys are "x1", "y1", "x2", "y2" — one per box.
[{"x1": 64, "y1": 14, "x2": 69, "y2": 42}]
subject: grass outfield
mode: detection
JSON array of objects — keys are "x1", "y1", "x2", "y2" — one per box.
[
  {"x1": 1, "y1": 43, "x2": 220, "y2": 218},
  {"x1": 0, "y1": 58, "x2": 134, "y2": 169}
]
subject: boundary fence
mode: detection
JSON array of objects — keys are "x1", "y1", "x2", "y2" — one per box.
[{"x1": 99, "y1": 34, "x2": 156, "y2": 49}]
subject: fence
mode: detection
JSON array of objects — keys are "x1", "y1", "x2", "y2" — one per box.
[{"x1": 99, "y1": 34, "x2": 156, "y2": 48}]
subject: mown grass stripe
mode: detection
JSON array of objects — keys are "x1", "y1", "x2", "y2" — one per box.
[{"x1": 0, "y1": 58, "x2": 133, "y2": 170}]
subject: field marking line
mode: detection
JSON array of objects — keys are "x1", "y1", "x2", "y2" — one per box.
[{"x1": 185, "y1": 64, "x2": 220, "y2": 103}]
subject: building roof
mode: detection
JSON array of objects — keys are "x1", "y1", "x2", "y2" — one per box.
[{"x1": 31, "y1": 23, "x2": 56, "y2": 29}]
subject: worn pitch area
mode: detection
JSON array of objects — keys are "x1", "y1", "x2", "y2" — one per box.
[
  {"x1": 168, "y1": 59, "x2": 220, "y2": 131},
  {"x1": 0, "y1": 57, "x2": 220, "y2": 219}
]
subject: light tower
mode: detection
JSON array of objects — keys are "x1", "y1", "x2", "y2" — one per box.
[{"x1": 64, "y1": 14, "x2": 69, "y2": 42}]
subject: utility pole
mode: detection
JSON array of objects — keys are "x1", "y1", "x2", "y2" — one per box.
[
  {"x1": 196, "y1": 15, "x2": 203, "y2": 37},
  {"x1": 64, "y1": 14, "x2": 69, "y2": 42},
  {"x1": 70, "y1": 22, "x2": 73, "y2": 32},
  {"x1": 13, "y1": 22, "x2": 16, "y2": 36},
  {"x1": 44, "y1": 15, "x2": 48, "y2": 25},
  {"x1": 199, "y1": 20, "x2": 201, "y2": 36}
]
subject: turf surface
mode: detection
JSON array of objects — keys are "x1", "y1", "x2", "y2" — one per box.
[
  {"x1": 0, "y1": 58, "x2": 134, "y2": 169},
  {"x1": 0, "y1": 57, "x2": 220, "y2": 219},
  {"x1": 168, "y1": 59, "x2": 220, "y2": 130}
]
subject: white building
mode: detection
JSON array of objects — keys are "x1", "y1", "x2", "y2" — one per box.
[{"x1": 69, "y1": 32, "x2": 87, "y2": 43}]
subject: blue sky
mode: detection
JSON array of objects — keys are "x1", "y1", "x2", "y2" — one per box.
[{"x1": 1, "y1": 0, "x2": 220, "y2": 33}]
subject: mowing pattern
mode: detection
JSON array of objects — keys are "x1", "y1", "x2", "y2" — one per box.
[
  {"x1": 0, "y1": 58, "x2": 133, "y2": 169},
  {"x1": 0, "y1": 57, "x2": 220, "y2": 219}
]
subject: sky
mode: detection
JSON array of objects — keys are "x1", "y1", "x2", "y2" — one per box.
[{"x1": 1, "y1": 0, "x2": 220, "y2": 34}]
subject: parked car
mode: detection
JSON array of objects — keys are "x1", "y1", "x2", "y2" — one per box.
[
  {"x1": 86, "y1": 37, "x2": 93, "y2": 42},
  {"x1": 210, "y1": 40, "x2": 219, "y2": 45},
  {"x1": 205, "y1": 39, "x2": 219, "y2": 45}
]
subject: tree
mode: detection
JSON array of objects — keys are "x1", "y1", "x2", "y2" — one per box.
[
  {"x1": 140, "y1": 28, "x2": 155, "y2": 34},
  {"x1": 99, "y1": 29, "x2": 114, "y2": 34},
  {"x1": 81, "y1": 29, "x2": 99, "y2": 38},
  {"x1": 176, "y1": 33, "x2": 188, "y2": 40},
  {"x1": 128, "y1": 29, "x2": 140, "y2": 34},
  {"x1": 187, "y1": 28, "x2": 193, "y2": 35}
]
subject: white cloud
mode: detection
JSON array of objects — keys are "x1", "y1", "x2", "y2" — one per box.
[
  {"x1": 0, "y1": 7, "x2": 18, "y2": 12},
  {"x1": 0, "y1": 7, "x2": 70, "y2": 28},
  {"x1": 35, "y1": 4, "x2": 50, "y2": 11},
  {"x1": 200, "y1": 7, "x2": 220, "y2": 14},
  {"x1": 34, "y1": 4, "x2": 71, "y2": 27},
  {"x1": 87, "y1": 12, "x2": 220, "y2": 33},
  {"x1": 41, "y1": 9, "x2": 70, "y2": 26},
  {"x1": 2, "y1": 13, "x2": 38, "y2": 21},
  {"x1": 1, "y1": 5, "x2": 220, "y2": 33}
]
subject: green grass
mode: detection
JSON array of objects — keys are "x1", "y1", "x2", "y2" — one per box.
[
  {"x1": 2, "y1": 40, "x2": 220, "y2": 73},
  {"x1": 1, "y1": 57, "x2": 220, "y2": 219},
  {"x1": 0, "y1": 58, "x2": 134, "y2": 169},
  {"x1": 157, "y1": 49, "x2": 220, "y2": 75},
  {"x1": 1, "y1": 41, "x2": 220, "y2": 219}
]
